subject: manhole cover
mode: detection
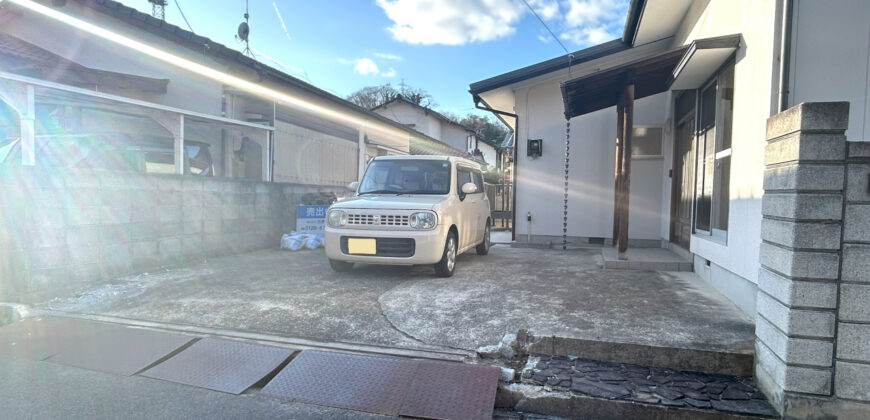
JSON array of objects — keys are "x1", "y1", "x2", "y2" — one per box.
[
  {"x1": 0, "y1": 317, "x2": 121, "y2": 361},
  {"x1": 400, "y1": 360, "x2": 500, "y2": 420}
]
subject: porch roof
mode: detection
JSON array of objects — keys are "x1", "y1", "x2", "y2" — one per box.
[{"x1": 560, "y1": 46, "x2": 687, "y2": 119}]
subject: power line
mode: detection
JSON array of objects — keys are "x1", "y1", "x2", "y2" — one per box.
[
  {"x1": 519, "y1": 0, "x2": 569, "y2": 55},
  {"x1": 173, "y1": 0, "x2": 194, "y2": 32}
]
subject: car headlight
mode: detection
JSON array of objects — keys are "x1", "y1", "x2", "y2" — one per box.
[
  {"x1": 409, "y1": 211, "x2": 437, "y2": 229},
  {"x1": 327, "y1": 209, "x2": 347, "y2": 228}
]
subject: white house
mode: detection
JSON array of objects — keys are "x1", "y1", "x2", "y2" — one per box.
[
  {"x1": 0, "y1": 0, "x2": 467, "y2": 187},
  {"x1": 471, "y1": 0, "x2": 870, "y2": 416},
  {"x1": 372, "y1": 95, "x2": 495, "y2": 166}
]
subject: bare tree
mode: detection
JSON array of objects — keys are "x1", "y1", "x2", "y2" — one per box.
[{"x1": 346, "y1": 83, "x2": 435, "y2": 109}]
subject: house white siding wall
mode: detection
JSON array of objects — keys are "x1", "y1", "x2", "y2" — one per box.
[
  {"x1": 441, "y1": 124, "x2": 469, "y2": 153},
  {"x1": 671, "y1": 0, "x2": 781, "y2": 314},
  {"x1": 514, "y1": 74, "x2": 670, "y2": 243},
  {"x1": 788, "y1": 0, "x2": 870, "y2": 142},
  {"x1": 478, "y1": 141, "x2": 497, "y2": 167}
]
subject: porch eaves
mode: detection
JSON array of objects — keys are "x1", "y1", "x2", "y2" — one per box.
[{"x1": 468, "y1": 39, "x2": 630, "y2": 95}]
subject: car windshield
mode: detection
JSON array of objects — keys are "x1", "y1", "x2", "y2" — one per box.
[{"x1": 358, "y1": 159, "x2": 451, "y2": 195}]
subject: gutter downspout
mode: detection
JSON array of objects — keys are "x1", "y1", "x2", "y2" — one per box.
[
  {"x1": 474, "y1": 95, "x2": 519, "y2": 241},
  {"x1": 778, "y1": 0, "x2": 794, "y2": 112}
]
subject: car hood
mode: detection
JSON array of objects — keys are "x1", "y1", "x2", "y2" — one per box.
[{"x1": 331, "y1": 194, "x2": 446, "y2": 211}]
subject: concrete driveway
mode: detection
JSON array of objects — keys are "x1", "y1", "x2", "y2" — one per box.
[{"x1": 37, "y1": 245, "x2": 754, "y2": 356}]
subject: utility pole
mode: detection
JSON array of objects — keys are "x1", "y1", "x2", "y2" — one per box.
[{"x1": 148, "y1": 0, "x2": 167, "y2": 20}]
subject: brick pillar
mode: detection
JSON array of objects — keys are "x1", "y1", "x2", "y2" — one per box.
[{"x1": 758, "y1": 102, "x2": 870, "y2": 418}]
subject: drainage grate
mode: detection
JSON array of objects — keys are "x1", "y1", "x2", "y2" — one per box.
[
  {"x1": 141, "y1": 338, "x2": 295, "y2": 394},
  {"x1": 46, "y1": 326, "x2": 193, "y2": 376},
  {"x1": 399, "y1": 360, "x2": 500, "y2": 420},
  {"x1": 260, "y1": 350, "x2": 418, "y2": 416}
]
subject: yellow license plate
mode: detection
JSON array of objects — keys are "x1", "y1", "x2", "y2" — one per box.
[{"x1": 347, "y1": 238, "x2": 377, "y2": 255}]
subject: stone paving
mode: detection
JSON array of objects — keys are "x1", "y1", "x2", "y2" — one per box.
[{"x1": 521, "y1": 354, "x2": 778, "y2": 417}]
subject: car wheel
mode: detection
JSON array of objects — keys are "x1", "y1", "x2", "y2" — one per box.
[
  {"x1": 434, "y1": 232, "x2": 457, "y2": 277},
  {"x1": 476, "y1": 222, "x2": 491, "y2": 256},
  {"x1": 329, "y1": 258, "x2": 354, "y2": 272}
]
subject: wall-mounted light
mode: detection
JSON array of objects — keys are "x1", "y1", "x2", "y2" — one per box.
[{"x1": 527, "y1": 139, "x2": 542, "y2": 158}]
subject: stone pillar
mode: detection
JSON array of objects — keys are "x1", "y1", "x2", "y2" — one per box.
[
  {"x1": 836, "y1": 141, "x2": 870, "y2": 405},
  {"x1": 758, "y1": 102, "x2": 870, "y2": 418}
]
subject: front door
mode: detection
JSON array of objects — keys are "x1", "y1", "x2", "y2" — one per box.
[{"x1": 670, "y1": 92, "x2": 695, "y2": 249}]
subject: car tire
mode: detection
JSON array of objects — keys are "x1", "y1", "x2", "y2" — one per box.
[
  {"x1": 434, "y1": 232, "x2": 457, "y2": 277},
  {"x1": 329, "y1": 258, "x2": 354, "y2": 272},
  {"x1": 476, "y1": 222, "x2": 491, "y2": 256}
]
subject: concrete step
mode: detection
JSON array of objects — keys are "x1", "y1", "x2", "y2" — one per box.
[
  {"x1": 602, "y1": 247, "x2": 694, "y2": 271},
  {"x1": 526, "y1": 336, "x2": 754, "y2": 377}
]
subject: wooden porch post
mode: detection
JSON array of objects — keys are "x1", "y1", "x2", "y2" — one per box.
[
  {"x1": 612, "y1": 102, "x2": 624, "y2": 247},
  {"x1": 618, "y1": 82, "x2": 635, "y2": 260}
]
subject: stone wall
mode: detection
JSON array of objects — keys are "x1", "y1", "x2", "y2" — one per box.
[
  {"x1": 0, "y1": 167, "x2": 344, "y2": 303},
  {"x1": 757, "y1": 102, "x2": 870, "y2": 418}
]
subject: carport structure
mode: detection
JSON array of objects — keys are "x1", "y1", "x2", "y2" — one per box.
[
  {"x1": 560, "y1": 47, "x2": 686, "y2": 259},
  {"x1": 0, "y1": 70, "x2": 274, "y2": 177}
]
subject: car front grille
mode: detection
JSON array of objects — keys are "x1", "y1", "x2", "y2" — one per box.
[
  {"x1": 340, "y1": 237, "x2": 415, "y2": 258},
  {"x1": 347, "y1": 213, "x2": 410, "y2": 227}
]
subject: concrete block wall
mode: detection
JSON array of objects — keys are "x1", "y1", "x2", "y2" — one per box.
[
  {"x1": 758, "y1": 102, "x2": 870, "y2": 418},
  {"x1": 837, "y1": 141, "x2": 870, "y2": 403},
  {"x1": 0, "y1": 167, "x2": 342, "y2": 303}
]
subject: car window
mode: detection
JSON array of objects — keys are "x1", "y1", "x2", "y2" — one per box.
[
  {"x1": 472, "y1": 171, "x2": 484, "y2": 193},
  {"x1": 456, "y1": 167, "x2": 472, "y2": 193},
  {"x1": 358, "y1": 159, "x2": 451, "y2": 194}
]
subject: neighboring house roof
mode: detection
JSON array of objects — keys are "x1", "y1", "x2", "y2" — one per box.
[
  {"x1": 12, "y1": 0, "x2": 468, "y2": 158},
  {"x1": 372, "y1": 95, "x2": 476, "y2": 134},
  {"x1": 500, "y1": 132, "x2": 514, "y2": 149},
  {"x1": 0, "y1": 33, "x2": 168, "y2": 93}
]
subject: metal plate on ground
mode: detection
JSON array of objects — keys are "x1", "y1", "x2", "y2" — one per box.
[
  {"x1": 260, "y1": 350, "x2": 418, "y2": 416},
  {"x1": 0, "y1": 317, "x2": 122, "y2": 361},
  {"x1": 46, "y1": 326, "x2": 193, "y2": 376},
  {"x1": 400, "y1": 360, "x2": 500, "y2": 420},
  {"x1": 141, "y1": 337, "x2": 294, "y2": 394}
]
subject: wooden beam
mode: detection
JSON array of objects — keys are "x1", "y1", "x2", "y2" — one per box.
[
  {"x1": 618, "y1": 83, "x2": 635, "y2": 260},
  {"x1": 613, "y1": 102, "x2": 624, "y2": 247}
]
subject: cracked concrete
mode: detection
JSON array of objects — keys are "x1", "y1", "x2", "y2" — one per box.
[{"x1": 36, "y1": 246, "x2": 755, "y2": 356}]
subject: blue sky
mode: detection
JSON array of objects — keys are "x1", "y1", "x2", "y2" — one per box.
[{"x1": 121, "y1": 0, "x2": 629, "y2": 116}]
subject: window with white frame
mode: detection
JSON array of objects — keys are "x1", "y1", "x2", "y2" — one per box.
[{"x1": 694, "y1": 60, "x2": 734, "y2": 240}]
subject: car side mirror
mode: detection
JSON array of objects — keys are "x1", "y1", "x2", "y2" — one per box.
[
  {"x1": 461, "y1": 182, "x2": 477, "y2": 194},
  {"x1": 348, "y1": 181, "x2": 360, "y2": 192}
]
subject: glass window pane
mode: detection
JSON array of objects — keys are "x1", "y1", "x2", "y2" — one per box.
[
  {"x1": 700, "y1": 83, "x2": 716, "y2": 130},
  {"x1": 675, "y1": 91, "x2": 696, "y2": 121},
  {"x1": 631, "y1": 127, "x2": 663, "y2": 157},
  {"x1": 457, "y1": 168, "x2": 471, "y2": 191},
  {"x1": 718, "y1": 65, "x2": 735, "y2": 151},
  {"x1": 695, "y1": 128, "x2": 715, "y2": 232},
  {"x1": 713, "y1": 155, "x2": 730, "y2": 231}
]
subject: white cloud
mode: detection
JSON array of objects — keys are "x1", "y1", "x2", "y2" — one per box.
[
  {"x1": 376, "y1": 0, "x2": 525, "y2": 46},
  {"x1": 528, "y1": 0, "x2": 560, "y2": 20},
  {"x1": 354, "y1": 58, "x2": 380, "y2": 75},
  {"x1": 381, "y1": 68, "x2": 397, "y2": 77},
  {"x1": 563, "y1": 0, "x2": 623, "y2": 27},
  {"x1": 560, "y1": 25, "x2": 612, "y2": 45},
  {"x1": 537, "y1": 33, "x2": 552, "y2": 43},
  {"x1": 374, "y1": 52, "x2": 403, "y2": 61}
]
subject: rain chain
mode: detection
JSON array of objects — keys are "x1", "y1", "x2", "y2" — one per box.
[{"x1": 562, "y1": 118, "x2": 570, "y2": 250}]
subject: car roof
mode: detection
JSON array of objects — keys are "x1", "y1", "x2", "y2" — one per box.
[{"x1": 373, "y1": 155, "x2": 482, "y2": 168}]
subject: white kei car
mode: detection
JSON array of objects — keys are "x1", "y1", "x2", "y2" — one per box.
[{"x1": 324, "y1": 155, "x2": 491, "y2": 277}]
